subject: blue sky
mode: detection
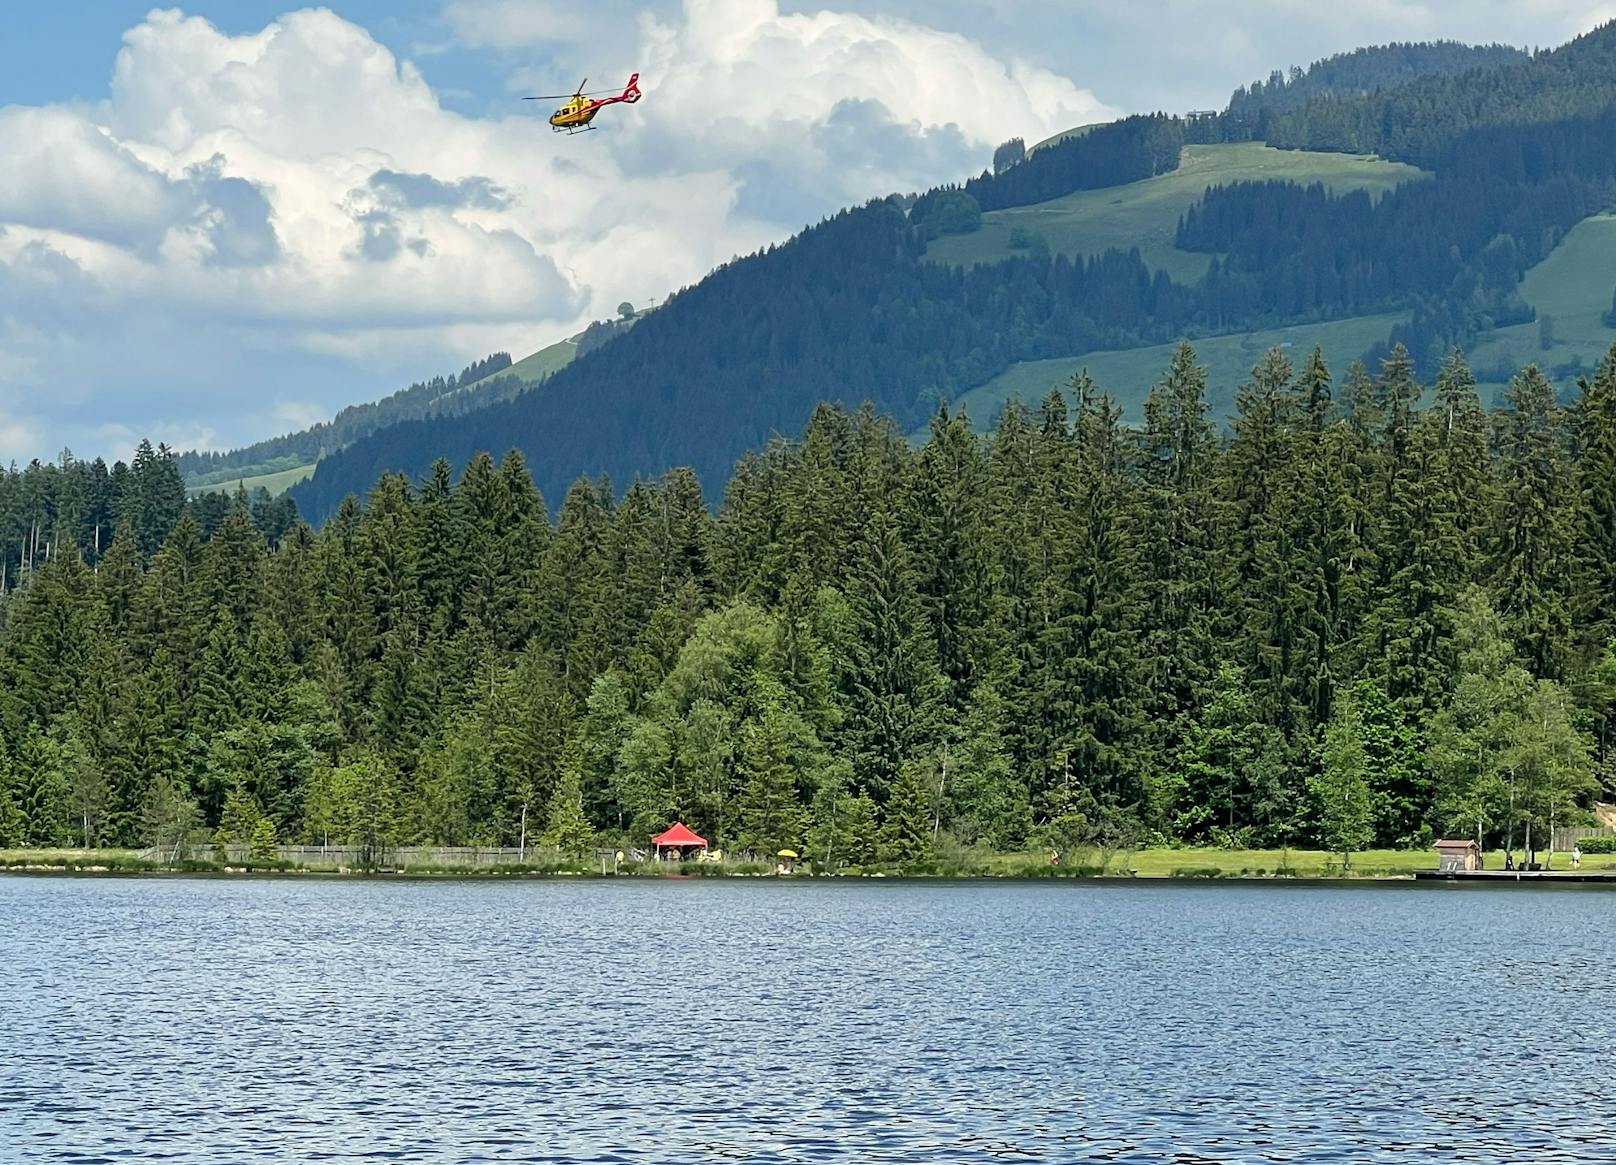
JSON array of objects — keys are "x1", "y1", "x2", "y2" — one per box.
[{"x1": 1, "y1": 1, "x2": 1612, "y2": 464}]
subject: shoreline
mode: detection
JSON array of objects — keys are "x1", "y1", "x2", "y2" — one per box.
[{"x1": 6, "y1": 856, "x2": 1616, "y2": 888}]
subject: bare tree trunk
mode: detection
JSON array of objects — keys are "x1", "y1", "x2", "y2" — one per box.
[{"x1": 518, "y1": 802, "x2": 528, "y2": 860}]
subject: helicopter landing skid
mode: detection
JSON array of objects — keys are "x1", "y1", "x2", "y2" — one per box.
[{"x1": 553, "y1": 124, "x2": 598, "y2": 135}]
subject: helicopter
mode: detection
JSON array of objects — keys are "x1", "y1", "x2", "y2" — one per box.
[{"x1": 524, "y1": 74, "x2": 642, "y2": 134}]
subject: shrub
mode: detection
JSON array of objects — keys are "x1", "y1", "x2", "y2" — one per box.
[{"x1": 1576, "y1": 835, "x2": 1616, "y2": 854}]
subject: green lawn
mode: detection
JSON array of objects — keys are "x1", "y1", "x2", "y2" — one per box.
[
  {"x1": 946, "y1": 311, "x2": 1408, "y2": 432},
  {"x1": 926, "y1": 143, "x2": 1427, "y2": 282},
  {"x1": 1467, "y1": 211, "x2": 1616, "y2": 401},
  {"x1": 989, "y1": 846, "x2": 1616, "y2": 878},
  {"x1": 0, "y1": 847, "x2": 145, "y2": 865}
]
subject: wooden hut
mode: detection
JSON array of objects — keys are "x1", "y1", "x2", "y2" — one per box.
[
  {"x1": 651, "y1": 822, "x2": 708, "y2": 862},
  {"x1": 1435, "y1": 839, "x2": 1482, "y2": 872}
]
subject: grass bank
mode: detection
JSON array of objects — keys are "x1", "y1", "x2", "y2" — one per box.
[{"x1": 5, "y1": 846, "x2": 1607, "y2": 880}]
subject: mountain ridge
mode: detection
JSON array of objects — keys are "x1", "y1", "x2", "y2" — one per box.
[{"x1": 277, "y1": 30, "x2": 1615, "y2": 519}]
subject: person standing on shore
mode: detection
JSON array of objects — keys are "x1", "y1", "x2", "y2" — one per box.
[{"x1": 1572, "y1": 844, "x2": 1582, "y2": 869}]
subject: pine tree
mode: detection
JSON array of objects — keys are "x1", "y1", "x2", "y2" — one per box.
[
  {"x1": 1223, "y1": 348, "x2": 1310, "y2": 731},
  {"x1": 1492, "y1": 365, "x2": 1575, "y2": 679},
  {"x1": 736, "y1": 700, "x2": 807, "y2": 857},
  {"x1": 837, "y1": 509, "x2": 945, "y2": 801},
  {"x1": 1137, "y1": 342, "x2": 1224, "y2": 786},
  {"x1": 1040, "y1": 388, "x2": 1145, "y2": 810},
  {"x1": 1575, "y1": 347, "x2": 1616, "y2": 660},
  {"x1": 910, "y1": 404, "x2": 995, "y2": 708},
  {"x1": 879, "y1": 759, "x2": 933, "y2": 865},
  {"x1": 0, "y1": 733, "x2": 25, "y2": 848},
  {"x1": 1313, "y1": 687, "x2": 1376, "y2": 868},
  {"x1": 542, "y1": 743, "x2": 595, "y2": 859},
  {"x1": 248, "y1": 815, "x2": 279, "y2": 862}
]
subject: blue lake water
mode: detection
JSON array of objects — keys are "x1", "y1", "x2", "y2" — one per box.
[{"x1": 2, "y1": 876, "x2": 1612, "y2": 1163}]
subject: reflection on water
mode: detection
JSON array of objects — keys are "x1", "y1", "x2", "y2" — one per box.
[{"x1": 2, "y1": 876, "x2": 1612, "y2": 1163}]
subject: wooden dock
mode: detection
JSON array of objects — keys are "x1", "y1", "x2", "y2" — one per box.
[{"x1": 1414, "y1": 869, "x2": 1616, "y2": 883}]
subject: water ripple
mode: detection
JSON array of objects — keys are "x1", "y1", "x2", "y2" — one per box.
[{"x1": 2, "y1": 878, "x2": 1614, "y2": 1162}]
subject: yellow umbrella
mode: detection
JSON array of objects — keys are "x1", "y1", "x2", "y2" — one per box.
[{"x1": 777, "y1": 849, "x2": 799, "y2": 858}]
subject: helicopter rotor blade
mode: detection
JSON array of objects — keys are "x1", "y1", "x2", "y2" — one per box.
[{"x1": 522, "y1": 85, "x2": 619, "y2": 100}]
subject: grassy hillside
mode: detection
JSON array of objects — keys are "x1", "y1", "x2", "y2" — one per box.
[
  {"x1": 1030, "y1": 120, "x2": 1110, "y2": 152},
  {"x1": 1467, "y1": 211, "x2": 1616, "y2": 401},
  {"x1": 947, "y1": 209, "x2": 1616, "y2": 431},
  {"x1": 925, "y1": 142, "x2": 1428, "y2": 283},
  {"x1": 190, "y1": 462, "x2": 317, "y2": 498},
  {"x1": 948, "y1": 311, "x2": 1410, "y2": 430},
  {"x1": 452, "y1": 331, "x2": 581, "y2": 396}
]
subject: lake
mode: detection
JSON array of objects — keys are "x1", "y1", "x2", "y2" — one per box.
[{"x1": 2, "y1": 876, "x2": 1611, "y2": 1163}]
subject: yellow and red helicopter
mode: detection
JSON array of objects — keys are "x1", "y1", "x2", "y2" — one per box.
[{"x1": 524, "y1": 74, "x2": 642, "y2": 134}]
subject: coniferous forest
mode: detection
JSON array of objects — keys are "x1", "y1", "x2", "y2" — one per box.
[{"x1": 4, "y1": 343, "x2": 1615, "y2": 865}]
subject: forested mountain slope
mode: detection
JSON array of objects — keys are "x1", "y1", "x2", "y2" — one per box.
[
  {"x1": 291, "y1": 24, "x2": 1616, "y2": 521},
  {"x1": 1223, "y1": 41, "x2": 1525, "y2": 128}
]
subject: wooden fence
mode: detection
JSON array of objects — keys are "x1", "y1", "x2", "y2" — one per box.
[
  {"x1": 1553, "y1": 824, "x2": 1615, "y2": 852},
  {"x1": 139, "y1": 843, "x2": 554, "y2": 867}
]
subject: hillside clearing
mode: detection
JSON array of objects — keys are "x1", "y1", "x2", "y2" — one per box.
[
  {"x1": 946, "y1": 311, "x2": 1408, "y2": 431},
  {"x1": 925, "y1": 142, "x2": 1428, "y2": 282},
  {"x1": 1467, "y1": 211, "x2": 1616, "y2": 401},
  {"x1": 189, "y1": 461, "x2": 316, "y2": 498}
]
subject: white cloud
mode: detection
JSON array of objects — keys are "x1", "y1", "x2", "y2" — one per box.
[
  {"x1": 855, "y1": 1, "x2": 1616, "y2": 111},
  {"x1": 615, "y1": 0, "x2": 1114, "y2": 219},
  {"x1": 0, "y1": 2, "x2": 1115, "y2": 463}
]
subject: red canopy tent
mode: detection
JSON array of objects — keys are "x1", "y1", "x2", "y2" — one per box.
[{"x1": 651, "y1": 821, "x2": 708, "y2": 860}]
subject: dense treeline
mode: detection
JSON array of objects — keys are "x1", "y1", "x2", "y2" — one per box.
[
  {"x1": 8, "y1": 344, "x2": 1615, "y2": 866},
  {"x1": 289, "y1": 22, "x2": 1616, "y2": 522},
  {"x1": 176, "y1": 351, "x2": 514, "y2": 484},
  {"x1": 1222, "y1": 42, "x2": 1526, "y2": 135},
  {"x1": 0, "y1": 441, "x2": 299, "y2": 594},
  {"x1": 1255, "y1": 21, "x2": 1616, "y2": 167},
  {"x1": 965, "y1": 115, "x2": 1185, "y2": 211}
]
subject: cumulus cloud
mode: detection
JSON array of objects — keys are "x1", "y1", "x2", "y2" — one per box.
[
  {"x1": 368, "y1": 170, "x2": 509, "y2": 211},
  {"x1": 0, "y1": 2, "x2": 1119, "y2": 461},
  {"x1": 598, "y1": 0, "x2": 1115, "y2": 217},
  {"x1": 853, "y1": 0, "x2": 1616, "y2": 112}
]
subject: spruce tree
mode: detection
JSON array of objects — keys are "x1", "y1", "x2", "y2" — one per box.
[
  {"x1": 837, "y1": 509, "x2": 944, "y2": 802},
  {"x1": 1492, "y1": 366, "x2": 1575, "y2": 678},
  {"x1": 1313, "y1": 687, "x2": 1376, "y2": 869},
  {"x1": 879, "y1": 759, "x2": 933, "y2": 865},
  {"x1": 1575, "y1": 347, "x2": 1616, "y2": 659},
  {"x1": 736, "y1": 700, "x2": 807, "y2": 857},
  {"x1": 542, "y1": 743, "x2": 595, "y2": 860}
]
